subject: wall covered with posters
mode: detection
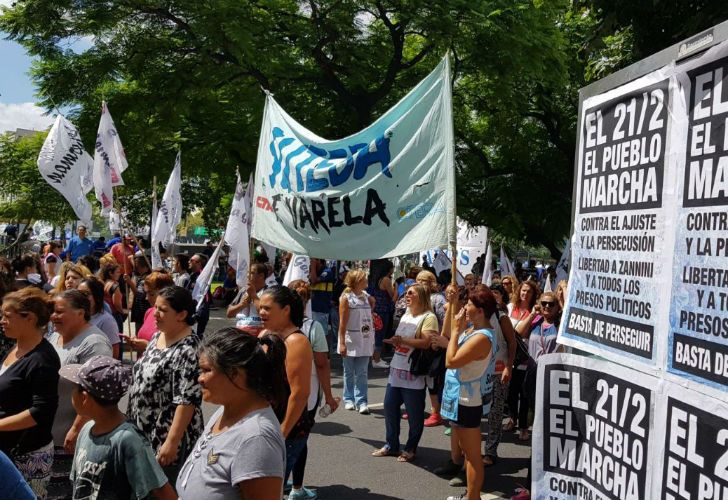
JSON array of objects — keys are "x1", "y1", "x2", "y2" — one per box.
[{"x1": 541, "y1": 29, "x2": 728, "y2": 500}]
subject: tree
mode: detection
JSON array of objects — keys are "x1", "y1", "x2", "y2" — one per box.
[
  {"x1": 0, "y1": 131, "x2": 77, "y2": 227},
  {"x1": 1, "y1": 0, "x2": 574, "y2": 254}
]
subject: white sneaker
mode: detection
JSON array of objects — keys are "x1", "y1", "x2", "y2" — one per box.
[
  {"x1": 358, "y1": 405, "x2": 370, "y2": 415},
  {"x1": 372, "y1": 359, "x2": 389, "y2": 369},
  {"x1": 344, "y1": 401, "x2": 355, "y2": 411}
]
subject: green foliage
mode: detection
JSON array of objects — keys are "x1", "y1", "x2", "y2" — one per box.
[
  {"x1": 3, "y1": 0, "x2": 728, "y2": 257},
  {"x1": 0, "y1": 131, "x2": 77, "y2": 226}
]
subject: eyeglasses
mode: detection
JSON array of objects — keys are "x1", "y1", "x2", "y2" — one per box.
[{"x1": 541, "y1": 301, "x2": 556, "y2": 308}]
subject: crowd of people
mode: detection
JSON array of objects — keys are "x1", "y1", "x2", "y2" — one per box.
[{"x1": 0, "y1": 226, "x2": 568, "y2": 500}]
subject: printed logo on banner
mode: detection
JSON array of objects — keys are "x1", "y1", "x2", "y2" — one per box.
[
  {"x1": 256, "y1": 196, "x2": 274, "y2": 212},
  {"x1": 660, "y1": 396, "x2": 728, "y2": 499},
  {"x1": 398, "y1": 201, "x2": 445, "y2": 220},
  {"x1": 538, "y1": 362, "x2": 653, "y2": 500},
  {"x1": 668, "y1": 53, "x2": 728, "y2": 393}
]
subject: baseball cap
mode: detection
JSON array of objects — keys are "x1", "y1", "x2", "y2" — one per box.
[{"x1": 59, "y1": 355, "x2": 131, "y2": 402}]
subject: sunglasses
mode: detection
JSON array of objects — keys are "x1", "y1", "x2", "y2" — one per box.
[
  {"x1": 502, "y1": 281, "x2": 511, "y2": 285},
  {"x1": 405, "y1": 290, "x2": 417, "y2": 296},
  {"x1": 540, "y1": 301, "x2": 556, "y2": 308}
]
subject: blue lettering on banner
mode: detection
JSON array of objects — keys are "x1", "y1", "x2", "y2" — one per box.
[
  {"x1": 268, "y1": 127, "x2": 392, "y2": 193},
  {"x1": 398, "y1": 201, "x2": 445, "y2": 220}
]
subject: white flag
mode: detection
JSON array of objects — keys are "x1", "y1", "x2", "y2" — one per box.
[
  {"x1": 544, "y1": 274, "x2": 553, "y2": 292},
  {"x1": 37, "y1": 115, "x2": 93, "y2": 223},
  {"x1": 93, "y1": 101, "x2": 128, "y2": 216},
  {"x1": 555, "y1": 236, "x2": 571, "y2": 284},
  {"x1": 481, "y1": 243, "x2": 493, "y2": 286},
  {"x1": 224, "y1": 173, "x2": 252, "y2": 288},
  {"x1": 283, "y1": 254, "x2": 310, "y2": 285},
  {"x1": 500, "y1": 244, "x2": 516, "y2": 277},
  {"x1": 192, "y1": 237, "x2": 224, "y2": 311},
  {"x1": 152, "y1": 152, "x2": 182, "y2": 250},
  {"x1": 151, "y1": 194, "x2": 162, "y2": 269},
  {"x1": 432, "y1": 251, "x2": 464, "y2": 286}
]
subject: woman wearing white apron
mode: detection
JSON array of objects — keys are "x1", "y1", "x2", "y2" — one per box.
[
  {"x1": 337, "y1": 270, "x2": 375, "y2": 414},
  {"x1": 442, "y1": 287, "x2": 497, "y2": 500}
]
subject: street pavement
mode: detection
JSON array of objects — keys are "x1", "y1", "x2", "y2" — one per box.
[{"x1": 202, "y1": 309, "x2": 531, "y2": 500}]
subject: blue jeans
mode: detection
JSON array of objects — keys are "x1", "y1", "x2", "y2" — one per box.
[
  {"x1": 284, "y1": 437, "x2": 308, "y2": 484},
  {"x1": 312, "y1": 311, "x2": 329, "y2": 336},
  {"x1": 342, "y1": 356, "x2": 370, "y2": 407},
  {"x1": 383, "y1": 384, "x2": 426, "y2": 453}
]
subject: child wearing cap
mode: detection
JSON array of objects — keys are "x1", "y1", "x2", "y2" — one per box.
[{"x1": 60, "y1": 355, "x2": 176, "y2": 500}]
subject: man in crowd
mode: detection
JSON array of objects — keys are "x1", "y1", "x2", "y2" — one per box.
[
  {"x1": 64, "y1": 225, "x2": 94, "y2": 262},
  {"x1": 309, "y1": 258, "x2": 335, "y2": 340},
  {"x1": 110, "y1": 235, "x2": 135, "y2": 275},
  {"x1": 226, "y1": 263, "x2": 269, "y2": 336},
  {"x1": 186, "y1": 253, "x2": 210, "y2": 337}
]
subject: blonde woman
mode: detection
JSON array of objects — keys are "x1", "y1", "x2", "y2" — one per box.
[
  {"x1": 555, "y1": 280, "x2": 568, "y2": 309},
  {"x1": 373, "y1": 283, "x2": 437, "y2": 462},
  {"x1": 338, "y1": 270, "x2": 375, "y2": 414}
]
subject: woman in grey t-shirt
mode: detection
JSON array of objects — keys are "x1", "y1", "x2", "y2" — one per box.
[{"x1": 177, "y1": 327, "x2": 287, "y2": 500}]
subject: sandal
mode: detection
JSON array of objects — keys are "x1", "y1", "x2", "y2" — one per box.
[
  {"x1": 372, "y1": 447, "x2": 397, "y2": 457},
  {"x1": 397, "y1": 450, "x2": 416, "y2": 462},
  {"x1": 483, "y1": 455, "x2": 497, "y2": 466},
  {"x1": 503, "y1": 418, "x2": 515, "y2": 432}
]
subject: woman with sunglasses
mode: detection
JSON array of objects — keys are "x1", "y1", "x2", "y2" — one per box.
[
  {"x1": 504, "y1": 279, "x2": 540, "y2": 437},
  {"x1": 514, "y1": 290, "x2": 563, "y2": 441},
  {"x1": 499, "y1": 275, "x2": 518, "y2": 302},
  {"x1": 373, "y1": 284, "x2": 437, "y2": 463}
]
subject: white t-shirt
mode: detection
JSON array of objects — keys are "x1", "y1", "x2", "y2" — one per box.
[{"x1": 388, "y1": 311, "x2": 437, "y2": 390}]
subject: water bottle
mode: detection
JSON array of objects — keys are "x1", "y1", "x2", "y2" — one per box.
[{"x1": 318, "y1": 397, "x2": 341, "y2": 418}]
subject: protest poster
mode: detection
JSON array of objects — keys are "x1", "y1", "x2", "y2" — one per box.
[
  {"x1": 532, "y1": 353, "x2": 659, "y2": 500},
  {"x1": 656, "y1": 382, "x2": 728, "y2": 500},
  {"x1": 559, "y1": 66, "x2": 677, "y2": 371},
  {"x1": 251, "y1": 56, "x2": 455, "y2": 260},
  {"x1": 667, "y1": 41, "x2": 728, "y2": 395}
]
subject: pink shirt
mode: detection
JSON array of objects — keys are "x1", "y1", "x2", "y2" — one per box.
[{"x1": 137, "y1": 307, "x2": 157, "y2": 341}]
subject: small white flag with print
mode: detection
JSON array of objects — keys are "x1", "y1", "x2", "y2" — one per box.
[
  {"x1": 93, "y1": 101, "x2": 128, "y2": 216},
  {"x1": 37, "y1": 115, "x2": 94, "y2": 223},
  {"x1": 224, "y1": 173, "x2": 253, "y2": 288},
  {"x1": 192, "y1": 238, "x2": 225, "y2": 311},
  {"x1": 481, "y1": 243, "x2": 493, "y2": 286},
  {"x1": 152, "y1": 152, "x2": 183, "y2": 250}
]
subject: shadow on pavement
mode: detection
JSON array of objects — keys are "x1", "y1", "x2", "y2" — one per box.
[
  {"x1": 311, "y1": 485, "x2": 401, "y2": 499},
  {"x1": 313, "y1": 421, "x2": 353, "y2": 436},
  {"x1": 355, "y1": 437, "x2": 453, "y2": 474}
]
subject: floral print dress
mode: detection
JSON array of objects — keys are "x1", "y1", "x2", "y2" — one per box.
[{"x1": 126, "y1": 331, "x2": 204, "y2": 466}]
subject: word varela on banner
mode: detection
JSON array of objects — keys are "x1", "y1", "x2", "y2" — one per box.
[{"x1": 252, "y1": 56, "x2": 456, "y2": 260}]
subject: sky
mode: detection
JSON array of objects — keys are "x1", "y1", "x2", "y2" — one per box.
[{"x1": 0, "y1": 0, "x2": 92, "y2": 133}]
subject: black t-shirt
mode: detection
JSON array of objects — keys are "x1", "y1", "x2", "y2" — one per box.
[{"x1": 0, "y1": 339, "x2": 61, "y2": 456}]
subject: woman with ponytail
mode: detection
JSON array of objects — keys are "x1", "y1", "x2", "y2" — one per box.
[
  {"x1": 257, "y1": 286, "x2": 314, "y2": 489},
  {"x1": 176, "y1": 327, "x2": 287, "y2": 500}
]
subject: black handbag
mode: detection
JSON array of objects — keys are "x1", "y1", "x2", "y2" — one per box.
[{"x1": 410, "y1": 347, "x2": 444, "y2": 377}]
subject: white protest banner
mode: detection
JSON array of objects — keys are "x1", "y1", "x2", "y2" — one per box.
[
  {"x1": 665, "y1": 41, "x2": 728, "y2": 396},
  {"x1": 37, "y1": 115, "x2": 93, "y2": 223},
  {"x1": 283, "y1": 254, "x2": 310, "y2": 285},
  {"x1": 252, "y1": 56, "x2": 455, "y2": 260},
  {"x1": 152, "y1": 152, "x2": 182, "y2": 250},
  {"x1": 532, "y1": 353, "x2": 659, "y2": 500},
  {"x1": 224, "y1": 172, "x2": 252, "y2": 288},
  {"x1": 481, "y1": 243, "x2": 492, "y2": 285},
  {"x1": 93, "y1": 101, "x2": 128, "y2": 216},
  {"x1": 420, "y1": 248, "x2": 479, "y2": 275},
  {"x1": 192, "y1": 237, "x2": 224, "y2": 310},
  {"x1": 559, "y1": 65, "x2": 678, "y2": 373},
  {"x1": 500, "y1": 244, "x2": 516, "y2": 277},
  {"x1": 456, "y1": 218, "x2": 487, "y2": 248},
  {"x1": 655, "y1": 382, "x2": 728, "y2": 499}
]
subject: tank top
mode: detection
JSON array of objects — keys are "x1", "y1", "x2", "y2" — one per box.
[
  {"x1": 301, "y1": 318, "x2": 321, "y2": 411},
  {"x1": 339, "y1": 291, "x2": 374, "y2": 357},
  {"x1": 274, "y1": 331, "x2": 315, "y2": 440}
]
